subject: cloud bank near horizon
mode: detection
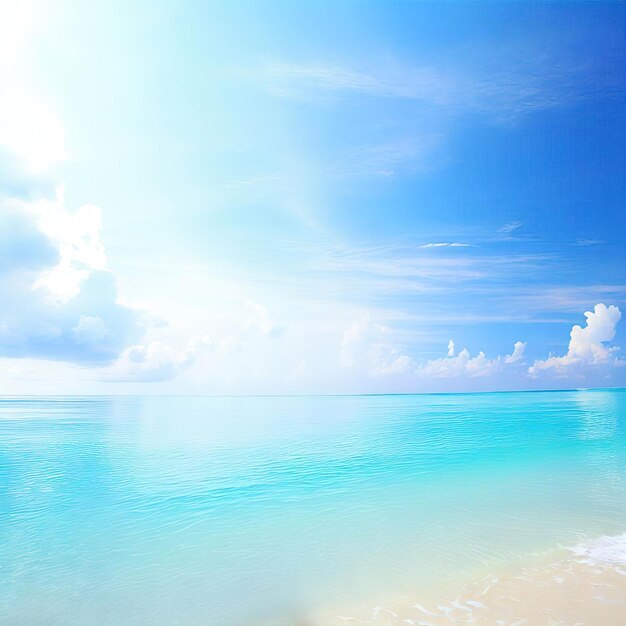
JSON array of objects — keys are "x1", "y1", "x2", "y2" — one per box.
[
  {"x1": 0, "y1": 167, "x2": 622, "y2": 388},
  {"x1": 1, "y1": 1, "x2": 625, "y2": 394},
  {"x1": 0, "y1": 192, "x2": 145, "y2": 364},
  {"x1": 528, "y1": 304, "x2": 623, "y2": 378}
]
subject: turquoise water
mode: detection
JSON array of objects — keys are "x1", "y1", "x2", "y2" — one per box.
[{"x1": 1, "y1": 390, "x2": 626, "y2": 625}]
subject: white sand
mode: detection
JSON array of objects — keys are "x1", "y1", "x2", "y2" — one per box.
[{"x1": 305, "y1": 534, "x2": 626, "y2": 626}]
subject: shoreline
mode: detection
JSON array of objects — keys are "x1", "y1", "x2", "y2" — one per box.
[
  {"x1": 1, "y1": 388, "x2": 625, "y2": 400},
  {"x1": 306, "y1": 533, "x2": 626, "y2": 626}
]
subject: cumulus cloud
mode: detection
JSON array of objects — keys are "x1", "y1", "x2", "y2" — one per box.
[
  {"x1": 0, "y1": 7, "x2": 145, "y2": 367},
  {"x1": 447, "y1": 339, "x2": 455, "y2": 357},
  {"x1": 102, "y1": 335, "x2": 214, "y2": 383},
  {"x1": 0, "y1": 192, "x2": 143, "y2": 364},
  {"x1": 528, "y1": 304, "x2": 622, "y2": 377},
  {"x1": 33, "y1": 192, "x2": 107, "y2": 302},
  {"x1": 505, "y1": 341, "x2": 526, "y2": 364},
  {"x1": 420, "y1": 341, "x2": 526, "y2": 379},
  {"x1": 0, "y1": 204, "x2": 57, "y2": 272},
  {"x1": 101, "y1": 297, "x2": 283, "y2": 383},
  {"x1": 341, "y1": 315, "x2": 414, "y2": 377}
]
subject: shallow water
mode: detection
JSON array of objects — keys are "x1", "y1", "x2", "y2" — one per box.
[{"x1": 1, "y1": 390, "x2": 625, "y2": 624}]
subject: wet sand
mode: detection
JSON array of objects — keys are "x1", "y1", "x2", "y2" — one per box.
[{"x1": 309, "y1": 535, "x2": 626, "y2": 626}]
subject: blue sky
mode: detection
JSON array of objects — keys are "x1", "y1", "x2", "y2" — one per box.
[{"x1": 1, "y1": 0, "x2": 625, "y2": 394}]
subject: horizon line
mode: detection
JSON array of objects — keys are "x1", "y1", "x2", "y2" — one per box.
[{"x1": 1, "y1": 386, "x2": 624, "y2": 400}]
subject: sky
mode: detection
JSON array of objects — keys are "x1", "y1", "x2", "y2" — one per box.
[{"x1": 1, "y1": 0, "x2": 625, "y2": 395}]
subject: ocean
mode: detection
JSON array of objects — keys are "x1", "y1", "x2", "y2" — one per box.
[{"x1": 1, "y1": 390, "x2": 625, "y2": 624}]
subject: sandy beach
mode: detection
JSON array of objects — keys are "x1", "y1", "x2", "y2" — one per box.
[{"x1": 314, "y1": 535, "x2": 626, "y2": 626}]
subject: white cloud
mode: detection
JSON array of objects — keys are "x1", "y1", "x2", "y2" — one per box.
[
  {"x1": 6, "y1": 364, "x2": 39, "y2": 379},
  {"x1": 264, "y1": 45, "x2": 589, "y2": 118},
  {"x1": 340, "y1": 315, "x2": 414, "y2": 377},
  {"x1": 420, "y1": 242, "x2": 470, "y2": 248},
  {"x1": 420, "y1": 348, "x2": 492, "y2": 378},
  {"x1": 505, "y1": 341, "x2": 526, "y2": 364},
  {"x1": 102, "y1": 297, "x2": 285, "y2": 384},
  {"x1": 29, "y1": 189, "x2": 107, "y2": 302},
  {"x1": 0, "y1": 195, "x2": 144, "y2": 364},
  {"x1": 0, "y1": 1, "x2": 67, "y2": 172},
  {"x1": 371, "y1": 353, "x2": 413, "y2": 377},
  {"x1": 101, "y1": 332, "x2": 250, "y2": 383},
  {"x1": 419, "y1": 341, "x2": 526, "y2": 379},
  {"x1": 528, "y1": 304, "x2": 622, "y2": 377},
  {"x1": 0, "y1": 3, "x2": 145, "y2": 367},
  {"x1": 343, "y1": 134, "x2": 445, "y2": 178},
  {"x1": 103, "y1": 335, "x2": 214, "y2": 383},
  {"x1": 499, "y1": 221, "x2": 523, "y2": 235}
]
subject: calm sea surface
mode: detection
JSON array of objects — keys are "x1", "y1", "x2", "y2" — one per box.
[{"x1": 1, "y1": 391, "x2": 625, "y2": 624}]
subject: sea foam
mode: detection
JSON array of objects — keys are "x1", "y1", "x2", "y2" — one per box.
[{"x1": 571, "y1": 532, "x2": 626, "y2": 565}]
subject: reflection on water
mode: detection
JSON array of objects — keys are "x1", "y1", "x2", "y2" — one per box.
[
  {"x1": 0, "y1": 390, "x2": 625, "y2": 625},
  {"x1": 576, "y1": 389, "x2": 619, "y2": 440}
]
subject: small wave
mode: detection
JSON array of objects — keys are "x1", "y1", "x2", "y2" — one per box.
[
  {"x1": 329, "y1": 536, "x2": 626, "y2": 625},
  {"x1": 570, "y1": 532, "x2": 626, "y2": 565}
]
